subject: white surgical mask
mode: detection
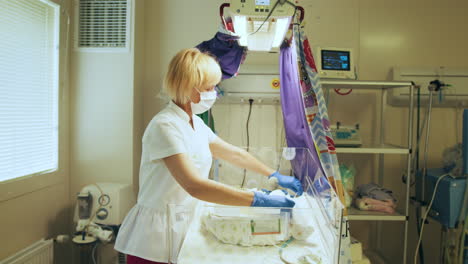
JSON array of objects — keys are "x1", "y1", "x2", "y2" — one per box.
[{"x1": 191, "y1": 89, "x2": 217, "y2": 114}]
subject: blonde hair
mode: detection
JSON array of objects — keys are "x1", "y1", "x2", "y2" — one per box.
[{"x1": 164, "y1": 48, "x2": 222, "y2": 104}]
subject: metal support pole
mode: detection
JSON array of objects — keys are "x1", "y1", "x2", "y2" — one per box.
[
  {"x1": 421, "y1": 91, "x2": 434, "y2": 202},
  {"x1": 403, "y1": 84, "x2": 415, "y2": 264},
  {"x1": 376, "y1": 87, "x2": 387, "y2": 251}
]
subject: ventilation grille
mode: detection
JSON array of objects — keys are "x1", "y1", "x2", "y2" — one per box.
[{"x1": 78, "y1": 0, "x2": 129, "y2": 48}]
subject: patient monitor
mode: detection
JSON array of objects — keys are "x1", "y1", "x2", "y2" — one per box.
[{"x1": 315, "y1": 47, "x2": 356, "y2": 79}]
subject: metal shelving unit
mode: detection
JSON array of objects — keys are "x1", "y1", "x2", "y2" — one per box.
[
  {"x1": 322, "y1": 80, "x2": 415, "y2": 264},
  {"x1": 336, "y1": 144, "x2": 409, "y2": 154},
  {"x1": 347, "y1": 207, "x2": 406, "y2": 221}
]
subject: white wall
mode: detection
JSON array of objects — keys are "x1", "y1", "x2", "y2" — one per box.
[
  {"x1": 70, "y1": 0, "x2": 141, "y2": 192},
  {"x1": 142, "y1": 0, "x2": 228, "y2": 125},
  {"x1": 70, "y1": 52, "x2": 134, "y2": 188},
  {"x1": 69, "y1": 0, "x2": 145, "y2": 261}
]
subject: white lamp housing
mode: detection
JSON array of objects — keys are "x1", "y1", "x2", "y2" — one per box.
[
  {"x1": 232, "y1": 15, "x2": 291, "y2": 51},
  {"x1": 228, "y1": 0, "x2": 296, "y2": 51}
]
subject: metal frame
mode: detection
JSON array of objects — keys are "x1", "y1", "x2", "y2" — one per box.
[
  {"x1": 379, "y1": 83, "x2": 414, "y2": 264},
  {"x1": 218, "y1": 78, "x2": 416, "y2": 262},
  {"x1": 321, "y1": 80, "x2": 415, "y2": 264}
]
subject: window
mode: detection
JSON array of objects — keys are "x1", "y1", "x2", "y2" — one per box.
[{"x1": 0, "y1": 0, "x2": 60, "y2": 182}]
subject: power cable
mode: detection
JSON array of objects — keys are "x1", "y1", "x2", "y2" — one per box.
[
  {"x1": 241, "y1": 99, "x2": 254, "y2": 188},
  {"x1": 414, "y1": 174, "x2": 451, "y2": 264}
]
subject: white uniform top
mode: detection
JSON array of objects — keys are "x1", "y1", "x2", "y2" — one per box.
[{"x1": 114, "y1": 101, "x2": 217, "y2": 262}]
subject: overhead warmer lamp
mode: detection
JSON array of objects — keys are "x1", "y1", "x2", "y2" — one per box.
[{"x1": 220, "y1": 0, "x2": 304, "y2": 52}]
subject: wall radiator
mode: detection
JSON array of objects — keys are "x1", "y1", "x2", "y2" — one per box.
[{"x1": 0, "y1": 239, "x2": 53, "y2": 264}]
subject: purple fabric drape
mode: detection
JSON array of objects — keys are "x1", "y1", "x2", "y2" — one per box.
[
  {"x1": 279, "y1": 40, "x2": 324, "y2": 187},
  {"x1": 196, "y1": 32, "x2": 246, "y2": 80}
]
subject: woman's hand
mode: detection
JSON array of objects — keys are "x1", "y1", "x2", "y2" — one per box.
[
  {"x1": 250, "y1": 191, "x2": 295, "y2": 208},
  {"x1": 269, "y1": 172, "x2": 304, "y2": 196}
]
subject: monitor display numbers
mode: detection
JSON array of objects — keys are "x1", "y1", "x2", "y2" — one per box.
[
  {"x1": 321, "y1": 50, "x2": 351, "y2": 71},
  {"x1": 255, "y1": 0, "x2": 270, "y2": 6}
]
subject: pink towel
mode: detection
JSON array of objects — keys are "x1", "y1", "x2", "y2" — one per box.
[{"x1": 355, "y1": 197, "x2": 396, "y2": 214}]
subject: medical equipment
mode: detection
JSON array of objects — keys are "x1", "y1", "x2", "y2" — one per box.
[
  {"x1": 330, "y1": 123, "x2": 362, "y2": 147},
  {"x1": 221, "y1": 0, "x2": 300, "y2": 51},
  {"x1": 168, "y1": 147, "x2": 343, "y2": 264},
  {"x1": 315, "y1": 47, "x2": 356, "y2": 79},
  {"x1": 230, "y1": 0, "x2": 295, "y2": 17},
  {"x1": 201, "y1": 204, "x2": 292, "y2": 246},
  {"x1": 74, "y1": 183, "x2": 134, "y2": 226},
  {"x1": 219, "y1": 74, "x2": 282, "y2": 104},
  {"x1": 420, "y1": 111, "x2": 468, "y2": 231},
  {"x1": 73, "y1": 183, "x2": 135, "y2": 243},
  {"x1": 414, "y1": 173, "x2": 451, "y2": 264},
  {"x1": 412, "y1": 105, "x2": 468, "y2": 263},
  {"x1": 416, "y1": 169, "x2": 466, "y2": 228},
  {"x1": 391, "y1": 66, "x2": 466, "y2": 107},
  {"x1": 72, "y1": 183, "x2": 134, "y2": 264},
  {"x1": 415, "y1": 80, "x2": 457, "y2": 202},
  {"x1": 174, "y1": 194, "x2": 338, "y2": 264}
]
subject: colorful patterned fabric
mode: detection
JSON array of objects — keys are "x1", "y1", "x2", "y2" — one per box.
[
  {"x1": 291, "y1": 23, "x2": 346, "y2": 204},
  {"x1": 292, "y1": 21, "x2": 352, "y2": 264},
  {"x1": 279, "y1": 39, "x2": 324, "y2": 186}
]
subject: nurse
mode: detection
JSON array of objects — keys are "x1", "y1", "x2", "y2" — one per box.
[{"x1": 115, "y1": 48, "x2": 303, "y2": 264}]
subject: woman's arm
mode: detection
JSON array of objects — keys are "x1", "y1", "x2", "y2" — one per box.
[
  {"x1": 209, "y1": 137, "x2": 304, "y2": 195},
  {"x1": 163, "y1": 153, "x2": 254, "y2": 206},
  {"x1": 209, "y1": 137, "x2": 275, "y2": 176}
]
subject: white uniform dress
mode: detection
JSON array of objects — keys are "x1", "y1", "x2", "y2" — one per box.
[{"x1": 114, "y1": 101, "x2": 217, "y2": 262}]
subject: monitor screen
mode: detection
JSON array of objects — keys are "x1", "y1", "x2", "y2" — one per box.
[{"x1": 321, "y1": 50, "x2": 351, "y2": 71}]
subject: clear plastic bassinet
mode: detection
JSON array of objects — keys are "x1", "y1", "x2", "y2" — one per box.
[{"x1": 167, "y1": 147, "x2": 343, "y2": 264}]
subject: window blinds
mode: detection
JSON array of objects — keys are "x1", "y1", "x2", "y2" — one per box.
[{"x1": 0, "y1": 0, "x2": 59, "y2": 181}]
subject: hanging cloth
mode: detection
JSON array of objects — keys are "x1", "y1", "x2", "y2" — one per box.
[
  {"x1": 291, "y1": 22, "x2": 346, "y2": 204},
  {"x1": 290, "y1": 19, "x2": 352, "y2": 264},
  {"x1": 196, "y1": 32, "x2": 247, "y2": 80},
  {"x1": 195, "y1": 31, "x2": 247, "y2": 128},
  {"x1": 279, "y1": 38, "x2": 324, "y2": 187}
]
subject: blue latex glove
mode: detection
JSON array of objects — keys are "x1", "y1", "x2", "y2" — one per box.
[
  {"x1": 251, "y1": 191, "x2": 295, "y2": 208},
  {"x1": 269, "y1": 171, "x2": 304, "y2": 196}
]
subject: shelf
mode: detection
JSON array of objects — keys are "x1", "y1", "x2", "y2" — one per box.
[
  {"x1": 321, "y1": 79, "x2": 413, "y2": 90},
  {"x1": 347, "y1": 207, "x2": 406, "y2": 221},
  {"x1": 336, "y1": 144, "x2": 409, "y2": 154}
]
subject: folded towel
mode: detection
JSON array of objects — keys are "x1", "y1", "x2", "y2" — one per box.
[
  {"x1": 356, "y1": 183, "x2": 397, "y2": 203},
  {"x1": 355, "y1": 197, "x2": 396, "y2": 214}
]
